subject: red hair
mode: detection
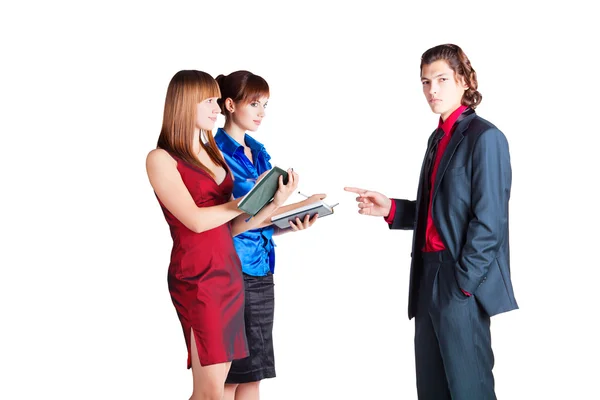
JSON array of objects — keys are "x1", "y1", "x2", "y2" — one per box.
[{"x1": 215, "y1": 70, "x2": 270, "y2": 120}]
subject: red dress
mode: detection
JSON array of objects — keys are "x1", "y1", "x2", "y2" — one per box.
[{"x1": 157, "y1": 156, "x2": 249, "y2": 368}]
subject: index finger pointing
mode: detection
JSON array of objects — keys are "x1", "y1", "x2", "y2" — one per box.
[{"x1": 344, "y1": 186, "x2": 367, "y2": 195}]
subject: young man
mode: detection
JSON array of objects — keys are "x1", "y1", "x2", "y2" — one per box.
[{"x1": 345, "y1": 44, "x2": 518, "y2": 399}]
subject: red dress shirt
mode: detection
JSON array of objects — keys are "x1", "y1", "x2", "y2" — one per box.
[
  {"x1": 423, "y1": 105, "x2": 468, "y2": 252},
  {"x1": 385, "y1": 105, "x2": 471, "y2": 295}
]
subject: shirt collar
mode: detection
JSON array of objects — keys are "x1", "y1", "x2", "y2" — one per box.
[
  {"x1": 215, "y1": 128, "x2": 266, "y2": 157},
  {"x1": 438, "y1": 105, "x2": 468, "y2": 136},
  {"x1": 214, "y1": 128, "x2": 241, "y2": 156},
  {"x1": 244, "y1": 132, "x2": 266, "y2": 154}
]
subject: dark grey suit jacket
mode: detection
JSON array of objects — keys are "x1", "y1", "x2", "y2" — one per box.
[{"x1": 390, "y1": 111, "x2": 518, "y2": 319}]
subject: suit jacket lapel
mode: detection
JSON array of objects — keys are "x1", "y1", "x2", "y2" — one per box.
[
  {"x1": 432, "y1": 114, "x2": 475, "y2": 202},
  {"x1": 416, "y1": 131, "x2": 436, "y2": 211}
]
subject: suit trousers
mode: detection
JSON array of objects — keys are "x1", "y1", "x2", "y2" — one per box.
[{"x1": 414, "y1": 250, "x2": 495, "y2": 400}]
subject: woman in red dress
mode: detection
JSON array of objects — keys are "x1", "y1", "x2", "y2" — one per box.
[{"x1": 146, "y1": 70, "x2": 298, "y2": 400}]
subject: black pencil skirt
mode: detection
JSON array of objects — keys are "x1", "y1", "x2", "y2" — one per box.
[{"x1": 225, "y1": 272, "x2": 276, "y2": 384}]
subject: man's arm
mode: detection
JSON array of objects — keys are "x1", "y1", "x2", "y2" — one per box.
[
  {"x1": 387, "y1": 199, "x2": 417, "y2": 230},
  {"x1": 456, "y1": 128, "x2": 511, "y2": 294}
]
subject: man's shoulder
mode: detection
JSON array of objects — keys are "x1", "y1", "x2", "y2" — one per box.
[
  {"x1": 469, "y1": 114, "x2": 499, "y2": 134},
  {"x1": 462, "y1": 114, "x2": 511, "y2": 158},
  {"x1": 464, "y1": 114, "x2": 509, "y2": 145}
]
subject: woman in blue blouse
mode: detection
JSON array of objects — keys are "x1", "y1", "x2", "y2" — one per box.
[{"x1": 215, "y1": 70, "x2": 323, "y2": 400}]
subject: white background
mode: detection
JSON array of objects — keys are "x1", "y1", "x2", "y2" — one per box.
[{"x1": 2, "y1": 1, "x2": 598, "y2": 399}]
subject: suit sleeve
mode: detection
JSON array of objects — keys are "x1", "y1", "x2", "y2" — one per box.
[
  {"x1": 456, "y1": 128, "x2": 512, "y2": 294},
  {"x1": 388, "y1": 198, "x2": 417, "y2": 230}
]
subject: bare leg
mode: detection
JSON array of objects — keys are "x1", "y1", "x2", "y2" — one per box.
[
  {"x1": 189, "y1": 328, "x2": 232, "y2": 400},
  {"x1": 233, "y1": 382, "x2": 260, "y2": 400},
  {"x1": 223, "y1": 384, "x2": 239, "y2": 400}
]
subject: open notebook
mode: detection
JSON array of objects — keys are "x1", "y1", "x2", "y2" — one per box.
[{"x1": 271, "y1": 200, "x2": 337, "y2": 229}]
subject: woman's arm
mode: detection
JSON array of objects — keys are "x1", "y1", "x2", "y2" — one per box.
[
  {"x1": 234, "y1": 191, "x2": 325, "y2": 234},
  {"x1": 271, "y1": 193, "x2": 326, "y2": 219},
  {"x1": 146, "y1": 149, "x2": 244, "y2": 233},
  {"x1": 269, "y1": 193, "x2": 325, "y2": 233}
]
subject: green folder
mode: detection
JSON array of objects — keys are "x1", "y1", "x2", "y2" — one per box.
[{"x1": 238, "y1": 167, "x2": 289, "y2": 216}]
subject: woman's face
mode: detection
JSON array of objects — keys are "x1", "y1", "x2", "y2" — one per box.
[
  {"x1": 231, "y1": 96, "x2": 269, "y2": 132},
  {"x1": 196, "y1": 97, "x2": 221, "y2": 131}
]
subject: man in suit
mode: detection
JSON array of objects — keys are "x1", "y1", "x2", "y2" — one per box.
[{"x1": 345, "y1": 44, "x2": 518, "y2": 399}]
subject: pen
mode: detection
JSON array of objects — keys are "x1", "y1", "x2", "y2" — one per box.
[{"x1": 298, "y1": 191, "x2": 310, "y2": 198}]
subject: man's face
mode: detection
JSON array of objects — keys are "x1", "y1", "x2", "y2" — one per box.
[{"x1": 421, "y1": 60, "x2": 468, "y2": 120}]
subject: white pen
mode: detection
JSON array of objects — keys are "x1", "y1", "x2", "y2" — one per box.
[{"x1": 297, "y1": 191, "x2": 310, "y2": 198}]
